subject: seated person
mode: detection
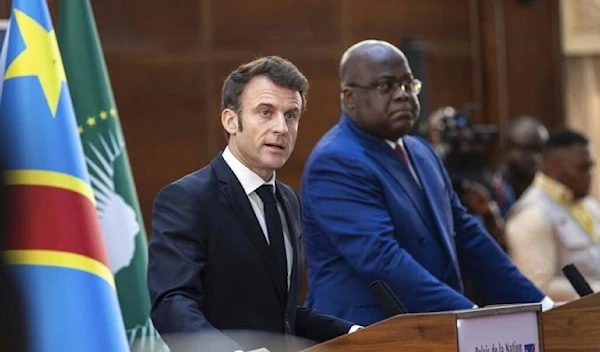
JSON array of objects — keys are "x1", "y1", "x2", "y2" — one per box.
[{"x1": 506, "y1": 129, "x2": 600, "y2": 302}]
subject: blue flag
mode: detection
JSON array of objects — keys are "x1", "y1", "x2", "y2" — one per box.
[{"x1": 0, "y1": 0, "x2": 129, "y2": 350}]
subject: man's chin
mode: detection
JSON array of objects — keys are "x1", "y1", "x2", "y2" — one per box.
[
  {"x1": 389, "y1": 125, "x2": 414, "y2": 140},
  {"x1": 263, "y1": 158, "x2": 289, "y2": 172}
]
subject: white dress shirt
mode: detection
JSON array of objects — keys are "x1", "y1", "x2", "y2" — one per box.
[{"x1": 222, "y1": 147, "x2": 293, "y2": 289}]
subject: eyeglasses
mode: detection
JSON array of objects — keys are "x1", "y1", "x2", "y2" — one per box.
[{"x1": 348, "y1": 78, "x2": 423, "y2": 95}]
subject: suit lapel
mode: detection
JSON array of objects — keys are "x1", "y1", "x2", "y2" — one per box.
[
  {"x1": 341, "y1": 115, "x2": 436, "y2": 234},
  {"x1": 213, "y1": 155, "x2": 286, "y2": 305},
  {"x1": 366, "y1": 146, "x2": 439, "y2": 235},
  {"x1": 342, "y1": 116, "x2": 462, "y2": 284},
  {"x1": 404, "y1": 138, "x2": 460, "y2": 269}
]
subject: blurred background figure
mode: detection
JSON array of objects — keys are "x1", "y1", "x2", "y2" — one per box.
[
  {"x1": 425, "y1": 107, "x2": 506, "y2": 242},
  {"x1": 426, "y1": 106, "x2": 456, "y2": 160},
  {"x1": 503, "y1": 116, "x2": 549, "y2": 200},
  {"x1": 425, "y1": 107, "x2": 509, "y2": 305},
  {"x1": 506, "y1": 129, "x2": 600, "y2": 302}
]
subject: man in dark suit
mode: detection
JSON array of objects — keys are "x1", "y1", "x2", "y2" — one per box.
[
  {"x1": 301, "y1": 40, "x2": 553, "y2": 326},
  {"x1": 148, "y1": 56, "x2": 356, "y2": 352}
]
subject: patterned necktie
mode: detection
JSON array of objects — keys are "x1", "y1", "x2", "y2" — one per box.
[
  {"x1": 255, "y1": 184, "x2": 288, "y2": 300},
  {"x1": 395, "y1": 144, "x2": 408, "y2": 163}
]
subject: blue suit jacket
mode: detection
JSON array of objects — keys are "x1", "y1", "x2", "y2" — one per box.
[{"x1": 301, "y1": 115, "x2": 544, "y2": 326}]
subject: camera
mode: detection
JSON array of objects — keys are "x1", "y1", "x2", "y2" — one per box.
[
  {"x1": 439, "y1": 111, "x2": 499, "y2": 177},
  {"x1": 440, "y1": 113, "x2": 498, "y2": 148}
]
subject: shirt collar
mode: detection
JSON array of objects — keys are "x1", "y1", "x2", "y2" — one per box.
[
  {"x1": 534, "y1": 172, "x2": 574, "y2": 204},
  {"x1": 385, "y1": 138, "x2": 405, "y2": 150},
  {"x1": 222, "y1": 147, "x2": 276, "y2": 196}
]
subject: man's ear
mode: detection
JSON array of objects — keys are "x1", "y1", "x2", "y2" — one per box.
[
  {"x1": 221, "y1": 108, "x2": 239, "y2": 135},
  {"x1": 341, "y1": 88, "x2": 355, "y2": 112}
]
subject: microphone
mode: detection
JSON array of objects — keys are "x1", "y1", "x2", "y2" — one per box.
[
  {"x1": 369, "y1": 280, "x2": 408, "y2": 317},
  {"x1": 562, "y1": 264, "x2": 594, "y2": 297}
]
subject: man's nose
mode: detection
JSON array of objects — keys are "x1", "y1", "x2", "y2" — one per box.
[
  {"x1": 392, "y1": 85, "x2": 411, "y2": 101},
  {"x1": 272, "y1": 113, "x2": 289, "y2": 134}
]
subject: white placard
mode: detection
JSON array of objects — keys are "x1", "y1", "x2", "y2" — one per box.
[{"x1": 457, "y1": 310, "x2": 540, "y2": 352}]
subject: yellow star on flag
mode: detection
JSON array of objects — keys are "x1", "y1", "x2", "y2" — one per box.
[
  {"x1": 109, "y1": 108, "x2": 117, "y2": 117},
  {"x1": 4, "y1": 9, "x2": 66, "y2": 117},
  {"x1": 86, "y1": 116, "x2": 96, "y2": 126},
  {"x1": 78, "y1": 125, "x2": 84, "y2": 134},
  {"x1": 99, "y1": 110, "x2": 108, "y2": 120}
]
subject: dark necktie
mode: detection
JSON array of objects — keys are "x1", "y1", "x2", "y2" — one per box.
[
  {"x1": 395, "y1": 144, "x2": 408, "y2": 163},
  {"x1": 255, "y1": 184, "x2": 288, "y2": 300}
]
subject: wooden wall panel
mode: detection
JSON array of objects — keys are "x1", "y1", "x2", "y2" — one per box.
[
  {"x1": 345, "y1": 0, "x2": 471, "y2": 43},
  {"x1": 93, "y1": 0, "x2": 204, "y2": 53},
  {"x1": 427, "y1": 54, "x2": 476, "y2": 111},
  {"x1": 503, "y1": 0, "x2": 564, "y2": 129},
  {"x1": 211, "y1": 0, "x2": 342, "y2": 55},
  {"x1": 0, "y1": 0, "x2": 8, "y2": 18},
  {"x1": 474, "y1": 0, "x2": 563, "y2": 135}
]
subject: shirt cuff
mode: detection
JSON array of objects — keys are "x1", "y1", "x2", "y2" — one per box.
[
  {"x1": 540, "y1": 296, "x2": 555, "y2": 312},
  {"x1": 348, "y1": 324, "x2": 363, "y2": 333}
]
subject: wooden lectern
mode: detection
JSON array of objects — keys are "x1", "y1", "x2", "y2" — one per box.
[
  {"x1": 543, "y1": 292, "x2": 600, "y2": 352},
  {"x1": 303, "y1": 304, "x2": 543, "y2": 352}
]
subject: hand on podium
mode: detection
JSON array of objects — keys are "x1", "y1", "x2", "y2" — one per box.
[{"x1": 552, "y1": 301, "x2": 567, "y2": 308}]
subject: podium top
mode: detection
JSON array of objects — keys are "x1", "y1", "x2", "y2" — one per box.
[
  {"x1": 455, "y1": 302, "x2": 542, "y2": 319},
  {"x1": 303, "y1": 303, "x2": 544, "y2": 352}
]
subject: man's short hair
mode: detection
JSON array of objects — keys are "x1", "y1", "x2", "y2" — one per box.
[
  {"x1": 221, "y1": 56, "x2": 309, "y2": 115},
  {"x1": 545, "y1": 128, "x2": 588, "y2": 150}
]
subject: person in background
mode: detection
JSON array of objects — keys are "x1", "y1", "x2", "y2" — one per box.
[
  {"x1": 506, "y1": 129, "x2": 600, "y2": 302},
  {"x1": 301, "y1": 39, "x2": 553, "y2": 326},
  {"x1": 503, "y1": 116, "x2": 549, "y2": 199},
  {"x1": 147, "y1": 56, "x2": 357, "y2": 352}
]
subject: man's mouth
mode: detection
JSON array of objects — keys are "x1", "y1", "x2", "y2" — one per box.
[
  {"x1": 391, "y1": 110, "x2": 414, "y2": 119},
  {"x1": 265, "y1": 143, "x2": 285, "y2": 150}
]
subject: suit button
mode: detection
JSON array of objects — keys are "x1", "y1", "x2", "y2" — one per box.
[
  {"x1": 284, "y1": 314, "x2": 292, "y2": 332},
  {"x1": 418, "y1": 237, "x2": 426, "y2": 245}
]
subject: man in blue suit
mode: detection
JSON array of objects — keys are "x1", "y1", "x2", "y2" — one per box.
[{"x1": 301, "y1": 40, "x2": 553, "y2": 326}]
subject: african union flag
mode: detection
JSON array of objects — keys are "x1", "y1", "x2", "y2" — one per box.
[{"x1": 0, "y1": 0, "x2": 128, "y2": 351}]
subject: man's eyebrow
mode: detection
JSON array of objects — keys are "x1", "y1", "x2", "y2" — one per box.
[{"x1": 253, "y1": 102, "x2": 276, "y2": 110}]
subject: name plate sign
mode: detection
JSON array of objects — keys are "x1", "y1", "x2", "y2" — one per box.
[{"x1": 457, "y1": 304, "x2": 542, "y2": 352}]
